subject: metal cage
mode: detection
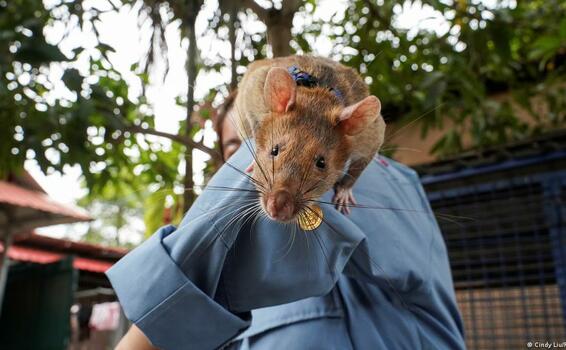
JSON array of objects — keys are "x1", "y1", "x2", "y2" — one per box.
[{"x1": 418, "y1": 134, "x2": 566, "y2": 350}]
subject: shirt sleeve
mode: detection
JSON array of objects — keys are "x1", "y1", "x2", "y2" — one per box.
[
  {"x1": 106, "y1": 141, "x2": 459, "y2": 349},
  {"x1": 340, "y1": 157, "x2": 437, "y2": 299},
  {"x1": 106, "y1": 225, "x2": 250, "y2": 350},
  {"x1": 106, "y1": 142, "x2": 365, "y2": 349}
]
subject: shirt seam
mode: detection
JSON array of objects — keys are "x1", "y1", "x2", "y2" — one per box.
[
  {"x1": 236, "y1": 308, "x2": 343, "y2": 339},
  {"x1": 334, "y1": 283, "x2": 356, "y2": 350},
  {"x1": 136, "y1": 280, "x2": 190, "y2": 324},
  {"x1": 176, "y1": 207, "x2": 230, "y2": 269},
  {"x1": 420, "y1": 180, "x2": 437, "y2": 293}
]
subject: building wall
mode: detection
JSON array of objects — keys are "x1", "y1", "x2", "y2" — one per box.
[
  {"x1": 386, "y1": 92, "x2": 549, "y2": 166},
  {"x1": 456, "y1": 285, "x2": 565, "y2": 350}
]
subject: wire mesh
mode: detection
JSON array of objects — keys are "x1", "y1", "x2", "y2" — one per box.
[{"x1": 424, "y1": 169, "x2": 566, "y2": 350}]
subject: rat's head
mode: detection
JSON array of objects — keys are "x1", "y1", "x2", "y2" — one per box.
[{"x1": 250, "y1": 67, "x2": 381, "y2": 222}]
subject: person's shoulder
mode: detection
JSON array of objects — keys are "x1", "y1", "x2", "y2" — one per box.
[
  {"x1": 384, "y1": 157, "x2": 419, "y2": 178},
  {"x1": 364, "y1": 156, "x2": 420, "y2": 185}
]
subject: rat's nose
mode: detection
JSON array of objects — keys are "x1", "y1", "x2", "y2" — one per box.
[{"x1": 266, "y1": 190, "x2": 294, "y2": 221}]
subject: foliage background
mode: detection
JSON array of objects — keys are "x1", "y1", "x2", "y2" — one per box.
[{"x1": 1, "y1": 0, "x2": 565, "y2": 246}]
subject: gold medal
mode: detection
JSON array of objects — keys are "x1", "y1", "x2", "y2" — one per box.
[{"x1": 298, "y1": 204, "x2": 323, "y2": 231}]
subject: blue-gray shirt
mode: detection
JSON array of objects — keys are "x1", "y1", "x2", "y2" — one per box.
[{"x1": 107, "y1": 143, "x2": 465, "y2": 350}]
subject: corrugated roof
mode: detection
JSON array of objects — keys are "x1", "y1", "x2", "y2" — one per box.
[
  {"x1": 1, "y1": 233, "x2": 127, "y2": 273},
  {"x1": 8, "y1": 171, "x2": 47, "y2": 193},
  {"x1": 0, "y1": 180, "x2": 92, "y2": 237},
  {"x1": 74, "y1": 257, "x2": 115, "y2": 273},
  {"x1": 14, "y1": 233, "x2": 128, "y2": 260},
  {"x1": 3, "y1": 246, "x2": 115, "y2": 273},
  {"x1": 414, "y1": 130, "x2": 566, "y2": 177},
  {"x1": 0, "y1": 181, "x2": 91, "y2": 222},
  {"x1": 7, "y1": 245, "x2": 62, "y2": 264}
]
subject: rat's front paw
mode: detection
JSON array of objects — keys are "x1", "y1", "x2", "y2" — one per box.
[{"x1": 333, "y1": 185, "x2": 357, "y2": 215}]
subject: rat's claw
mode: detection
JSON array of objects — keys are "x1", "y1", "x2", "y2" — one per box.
[{"x1": 333, "y1": 186, "x2": 356, "y2": 215}]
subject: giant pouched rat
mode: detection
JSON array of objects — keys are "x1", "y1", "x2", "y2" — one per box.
[{"x1": 233, "y1": 55, "x2": 386, "y2": 223}]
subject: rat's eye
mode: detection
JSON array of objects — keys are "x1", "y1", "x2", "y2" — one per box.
[
  {"x1": 315, "y1": 156, "x2": 326, "y2": 169},
  {"x1": 271, "y1": 144, "x2": 279, "y2": 156}
]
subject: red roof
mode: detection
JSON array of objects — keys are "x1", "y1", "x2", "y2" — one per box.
[
  {"x1": 8, "y1": 170, "x2": 47, "y2": 193},
  {"x1": 0, "y1": 181, "x2": 91, "y2": 222},
  {"x1": 8, "y1": 245, "x2": 62, "y2": 264},
  {"x1": 74, "y1": 257, "x2": 115, "y2": 273},
  {"x1": 1, "y1": 234, "x2": 128, "y2": 273},
  {"x1": 13, "y1": 233, "x2": 128, "y2": 258},
  {"x1": 0, "y1": 171, "x2": 123, "y2": 273}
]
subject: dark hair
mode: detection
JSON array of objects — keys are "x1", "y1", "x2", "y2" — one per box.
[{"x1": 213, "y1": 89, "x2": 238, "y2": 161}]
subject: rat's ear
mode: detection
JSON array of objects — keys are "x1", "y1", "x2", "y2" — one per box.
[
  {"x1": 338, "y1": 96, "x2": 381, "y2": 136},
  {"x1": 264, "y1": 67, "x2": 296, "y2": 113}
]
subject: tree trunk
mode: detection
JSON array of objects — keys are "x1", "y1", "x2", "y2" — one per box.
[
  {"x1": 267, "y1": 17, "x2": 293, "y2": 57},
  {"x1": 241, "y1": 0, "x2": 300, "y2": 58},
  {"x1": 183, "y1": 11, "x2": 198, "y2": 213},
  {"x1": 115, "y1": 205, "x2": 123, "y2": 246},
  {"x1": 228, "y1": 4, "x2": 238, "y2": 89}
]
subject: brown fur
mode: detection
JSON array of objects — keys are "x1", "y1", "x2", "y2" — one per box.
[{"x1": 233, "y1": 55, "x2": 386, "y2": 220}]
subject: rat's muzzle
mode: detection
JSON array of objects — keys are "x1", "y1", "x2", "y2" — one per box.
[{"x1": 265, "y1": 190, "x2": 294, "y2": 222}]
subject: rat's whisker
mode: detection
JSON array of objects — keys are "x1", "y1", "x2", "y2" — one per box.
[
  {"x1": 176, "y1": 200, "x2": 261, "y2": 265},
  {"x1": 301, "y1": 175, "x2": 339, "y2": 197},
  {"x1": 303, "y1": 205, "x2": 409, "y2": 309},
  {"x1": 230, "y1": 102, "x2": 271, "y2": 187},
  {"x1": 190, "y1": 185, "x2": 263, "y2": 194},
  {"x1": 187, "y1": 200, "x2": 261, "y2": 262},
  {"x1": 433, "y1": 212, "x2": 477, "y2": 226},
  {"x1": 384, "y1": 103, "x2": 445, "y2": 145},
  {"x1": 192, "y1": 203, "x2": 257, "y2": 258},
  {"x1": 248, "y1": 206, "x2": 262, "y2": 243},
  {"x1": 222, "y1": 200, "x2": 262, "y2": 230},
  {"x1": 302, "y1": 174, "x2": 339, "y2": 197},
  {"x1": 207, "y1": 187, "x2": 262, "y2": 194},
  {"x1": 270, "y1": 107, "x2": 276, "y2": 190},
  {"x1": 433, "y1": 211, "x2": 476, "y2": 221},
  {"x1": 303, "y1": 223, "x2": 311, "y2": 251},
  {"x1": 111, "y1": 186, "x2": 259, "y2": 218},
  {"x1": 235, "y1": 203, "x2": 264, "y2": 237},
  {"x1": 274, "y1": 222, "x2": 297, "y2": 262},
  {"x1": 301, "y1": 207, "x2": 334, "y2": 276},
  {"x1": 305, "y1": 199, "x2": 428, "y2": 214},
  {"x1": 228, "y1": 96, "x2": 254, "y2": 142},
  {"x1": 195, "y1": 198, "x2": 260, "y2": 225},
  {"x1": 302, "y1": 181, "x2": 324, "y2": 197},
  {"x1": 273, "y1": 222, "x2": 294, "y2": 259},
  {"x1": 222, "y1": 160, "x2": 268, "y2": 192},
  {"x1": 249, "y1": 205, "x2": 265, "y2": 233},
  {"x1": 226, "y1": 97, "x2": 261, "y2": 155},
  {"x1": 297, "y1": 159, "x2": 314, "y2": 198},
  {"x1": 311, "y1": 231, "x2": 335, "y2": 277},
  {"x1": 175, "y1": 196, "x2": 260, "y2": 234},
  {"x1": 379, "y1": 146, "x2": 424, "y2": 154},
  {"x1": 210, "y1": 203, "x2": 259, "y2": 234}
]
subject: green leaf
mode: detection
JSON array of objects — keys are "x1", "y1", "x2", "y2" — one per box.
[
  {"x1": 61, "y1": 69, "x2": 84, "y2": 92},
  {"x1": 143, "y1": 189, "x2": 169, "y2": 238},
  {"x1": 529, "y1": 36, "x2": 561, "y2": 60},
  {"x1": 97, "y1": 42, "x2": 116, "y2": 54},
  {"x1": 15, "y1": 40, "x2": 69, "y2": 64},
  {"x1": 559, "y1": 19, "x2": 566, "y2": 38}
]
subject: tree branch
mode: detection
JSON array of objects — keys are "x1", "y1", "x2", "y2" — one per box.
[
  {"x1": 125, "y1": 125, "x2": 222, "y2": 163},
  {"x1": 361, "y1": 0, "x2": 399, "y2": 36},
  {"x1": 98, "y1": 112, "x2": 221, "y2": 162},
  {"x1": 241, "y1": 0, "x2": 269, "y2": 22},
  {"x1": 281, "y1": 0, "x2": 301, "y2": 16}
]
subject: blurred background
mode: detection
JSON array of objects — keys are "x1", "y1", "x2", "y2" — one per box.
[{"x1": 1, "y1": 0, "x2": 565, "y2": 348}]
